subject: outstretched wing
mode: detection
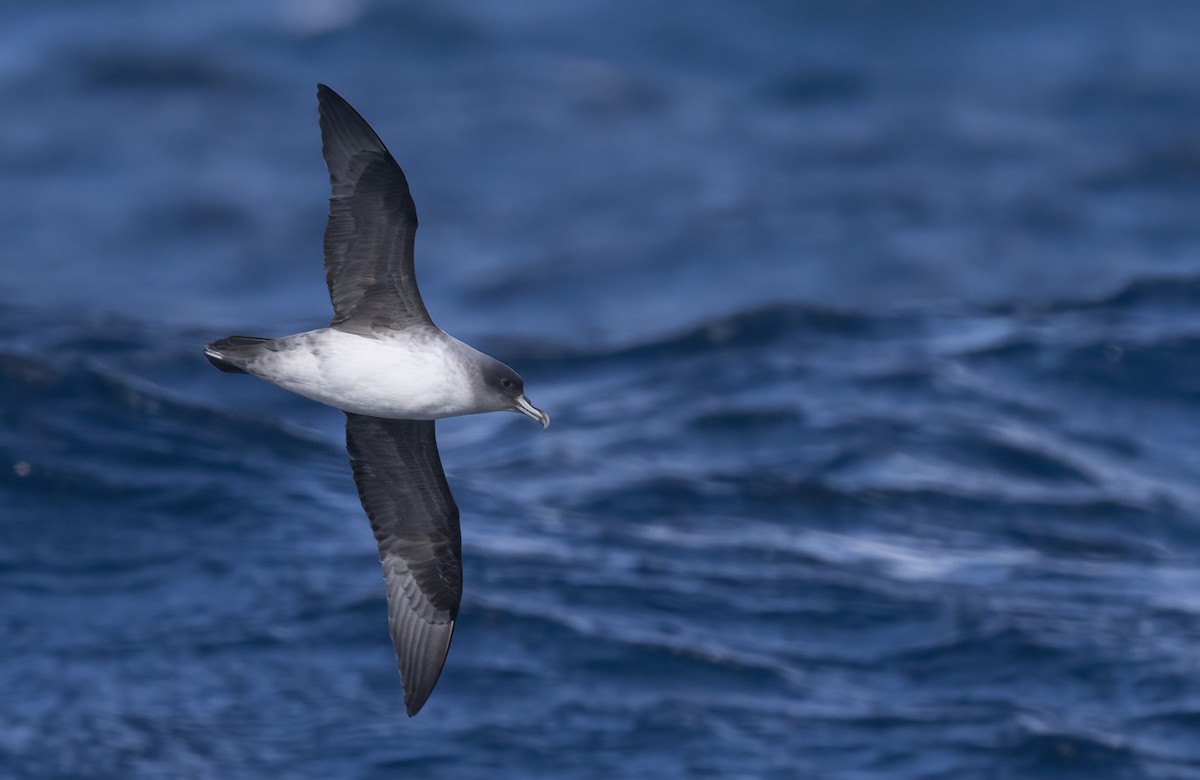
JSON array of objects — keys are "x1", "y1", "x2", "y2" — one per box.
[
  {"x1": 318, "y1": 84, "x2": 432, "y2": 332},
  {"x1": 345, "y1": 413, "x2": 462, "y2": 716}
]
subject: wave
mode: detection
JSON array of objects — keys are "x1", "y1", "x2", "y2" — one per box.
[
  {"x1": 496, "y1": 273, "x2": 1200, "y2": 378},
  {"x1": 0, "y1": 349, "x2": 338, "y2": 514}
]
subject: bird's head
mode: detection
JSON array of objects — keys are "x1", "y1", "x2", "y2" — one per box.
[{"x1": 479, "y1": 360, "x2": 549, "y2": 428}]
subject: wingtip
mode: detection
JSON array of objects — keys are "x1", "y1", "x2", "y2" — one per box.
[
  {"x1": 396, "y1": 617, "x2": 456, "y2": 717},
  {"x1": 317, "y1": 84, "x2": 357, "y2": 119},
  {"x1": 314, "y1": 83, "x2": 392, "y2": 161},
  {"x1": 316, "y1": 82, "x2": 339, "y2": 108},
  {"x1": 402, "y1": 677, "x2": 436, "y2": 717}
]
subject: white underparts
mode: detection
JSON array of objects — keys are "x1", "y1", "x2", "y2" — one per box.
[{"x1": 244, "y1": 328, "x2": 489, "y2": 420}]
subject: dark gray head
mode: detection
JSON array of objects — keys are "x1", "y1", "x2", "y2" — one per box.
[{"x1": 478, "y1": 358, "x2": 549, "y2": 428}]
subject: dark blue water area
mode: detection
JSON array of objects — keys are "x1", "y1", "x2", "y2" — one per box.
[{"x1": 4, "y1": 1, "x2": 1200, "y2": 778}]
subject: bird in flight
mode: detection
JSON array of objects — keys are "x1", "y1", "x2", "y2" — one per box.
[{"x1": 204, "y1": 84, "x2": 549, "y2": 716}]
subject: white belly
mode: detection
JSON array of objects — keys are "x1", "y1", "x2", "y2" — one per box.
[{"x1": 247, "y1": 328, "x2": 478, "y2": 419}]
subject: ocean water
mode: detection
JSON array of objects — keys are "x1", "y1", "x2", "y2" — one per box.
[{"x1": 4, "y1": 2, "x2": 1200, "y2": 778}]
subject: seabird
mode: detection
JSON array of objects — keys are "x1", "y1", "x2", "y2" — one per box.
[{"x1": 203, "y1": 84, "x2": 549, "y2": 716}]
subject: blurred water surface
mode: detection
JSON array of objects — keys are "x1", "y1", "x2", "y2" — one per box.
[{"x1": 3, "y1": 2, "x2": 1200, "y2": 778}]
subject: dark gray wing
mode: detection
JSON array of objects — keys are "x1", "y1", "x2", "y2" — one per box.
[
  {"x1": 345, "y1": 413, "x2": 461, "y2": 716},
  {"x1": 318, "y1": 84, "x2": 432, "y2": 332}
]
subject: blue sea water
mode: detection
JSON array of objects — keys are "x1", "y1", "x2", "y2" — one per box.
[{"x1": 3, "y1": 1, "x2": 1200, "y2": 778}]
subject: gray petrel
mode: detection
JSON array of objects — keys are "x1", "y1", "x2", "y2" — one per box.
[{"x1": 205, "y1": 84, "x2": 549, "y2": 716}]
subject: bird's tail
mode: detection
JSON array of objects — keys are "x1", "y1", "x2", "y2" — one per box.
[{"x1": 203, "y1": 336, "x2": 272, "y2": 374}]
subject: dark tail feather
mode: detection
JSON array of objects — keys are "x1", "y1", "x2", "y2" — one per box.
[
  {"x1": 204, "y1": 336, "x2": 272, "y2": 374},
  {"x1": 205, "y1": 352, "x2": 248, "y2": 373}
]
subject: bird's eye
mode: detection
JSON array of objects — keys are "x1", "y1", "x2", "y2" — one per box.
[{"x1": 500, "y1": 378, "x2": 513, "y2": 388}]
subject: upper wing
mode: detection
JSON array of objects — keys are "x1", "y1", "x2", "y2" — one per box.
[
  {"x1": 345, "y1": 413, "x2": 462, "y2": 716},
  {"x1": 318, "y1": 84, "x2": 432, "y2": 332}
]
